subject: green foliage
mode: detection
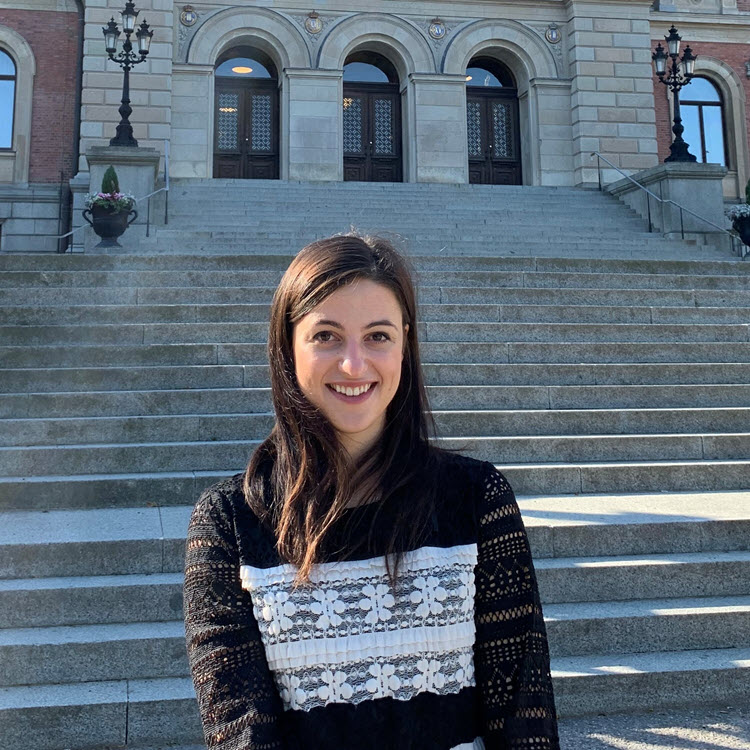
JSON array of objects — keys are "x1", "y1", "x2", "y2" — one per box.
[{"x1": 101, "y1": 166, "x2": 120, "y2": 195}]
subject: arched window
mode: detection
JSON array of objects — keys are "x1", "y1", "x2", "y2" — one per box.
[
  {"x1": 0, "y1": 48, "x2": 16, "y2": 149},
  {"x1": 681, "y1": 76, "x2": 727, "y2": 166},
  {"x1": 465, "y1": 57, "x2": 515, "y2": 89},
  {"x1": 343, "y1": 52, "x2": 399, "y2": 84}
]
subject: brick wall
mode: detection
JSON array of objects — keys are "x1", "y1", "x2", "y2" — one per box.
[
  {"x1": 737, "y1": 0, "x2": 750, "y2": 11},
  {"x1": 653, "y1": 41, "x2": 750, "y2": 171},
  {"x1": 1, "y1": 9, "x2": 80, "y2": 184}
]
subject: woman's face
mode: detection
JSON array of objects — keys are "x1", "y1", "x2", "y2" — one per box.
[{"x1": 292, "y1": 278, "x2": 409, "y2": 460}]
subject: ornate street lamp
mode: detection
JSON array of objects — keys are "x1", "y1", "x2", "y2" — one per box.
[
  {"x1": 102, "y1": 2, "x2": 153, "y2": 147},
  {"x1": 652, "y1": 25, "x2": 697, "y2": 162}
]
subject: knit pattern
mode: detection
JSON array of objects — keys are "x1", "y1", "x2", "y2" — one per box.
[
  {"x1": 183, "y1": 456, "x2": 559, "y2": 750},
  {"x1": 474, "y1": 466, "x2": 559, "y2": 748}
]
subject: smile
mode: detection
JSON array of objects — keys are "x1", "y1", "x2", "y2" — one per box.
[{"x1": 326, "y1": 382, "x2": 377, "y2": 401}]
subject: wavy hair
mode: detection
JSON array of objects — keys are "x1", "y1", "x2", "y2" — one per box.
[{"x1": 243, "y1": 233, "x2": 442, "y2": 585}]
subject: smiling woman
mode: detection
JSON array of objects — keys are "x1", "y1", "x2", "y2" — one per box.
[{"x1": 183, "y1": 233, "x2": 560, "y2": 750}]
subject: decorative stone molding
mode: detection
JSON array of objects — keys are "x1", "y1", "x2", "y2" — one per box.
[
  {"x1": 316, "y1": 13, "x2": 436, "y2": 77},
  {"x1": 177, "y1": 5, "x2": 225, "y2": 62},
  {"x1": 289, "y1": 10, "x2": 336, "y2": 47},
  {"x1": 0, "y1": 24, "x2": 36, "y2": 185},
  {"x1": 441, "y1": 19, "x2": 560, "y2": 83},
  {"x1": 186, "y1": 6, "x2": 311, "y2": 69}
]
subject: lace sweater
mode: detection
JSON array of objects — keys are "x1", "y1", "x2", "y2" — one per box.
[{"x1": 183, "y1": 452, "x2": 559, "y2": 750}]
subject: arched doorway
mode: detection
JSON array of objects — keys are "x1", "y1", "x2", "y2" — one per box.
[
  {"x1": 342, "y1": 52, "x2": 402, "y2": 182},
  {"x1": 213, "y1": 48, "x2": 279, "y2": 179},
  {"x1": 465, "y1": 57, "x2": 521, "y2": 185}
]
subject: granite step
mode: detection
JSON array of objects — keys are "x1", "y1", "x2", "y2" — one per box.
[
  {"x1": 1, "y1": 253, "x2": 747, "y2": 277},
  {"x1": 3, "y1": 269, "x2": 750, "y2": 290},
  {"x1": 5, "y1": 361, "x2": 750, "y2": 393},
  {"x1": 4, "y1": 407, "x2": 750, "y2": 447},
  {"x1": 6, "y1": 341, "x2": 750, "y2": 369},
  {"x1": 3, "y1": 302, "x2": 749, "y2": 326},
  {"x1": 4, "y1": 383, "x2": 750, "y2": 419},
  {"x1": 4, "y1": 459, "x2": 750, "y2": 510},
  {"x1": 2, "y1": 597, "x2": 748, "y2": 688},
  {"x1": 2, "y1": 491, "x2": 748, "y2": 578},
  {"x1": 5, "y1": 432, "x2": 750, "y2": 476},
  {"x1": 3, "y1": 320, "x2": 748, "y2": 347},
  {"x1": 1, "y1": 551, "x2": 747, "y2": 629}
]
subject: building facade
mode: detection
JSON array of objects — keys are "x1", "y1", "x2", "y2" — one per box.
[{"x1": 0, "y1": 0, "x2": 748, "y2": 251}]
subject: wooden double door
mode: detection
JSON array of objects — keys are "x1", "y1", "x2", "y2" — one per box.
[
  {"x1": 467, "y1": 89, "x2": 522, "y2": 185},
  {"x1": 343, "y1": 84, "x2": 402, "y2": 182},
  {"x1": 213, "y1": 78, "x2": 279, "y2": 179}
]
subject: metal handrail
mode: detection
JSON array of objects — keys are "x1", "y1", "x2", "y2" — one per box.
[
  {"x1": 50, "y1": 139, "x2": 170, "y2": 248},
  {"x1": 591, "y1": 151, "x2": 747, "y2": 259}
]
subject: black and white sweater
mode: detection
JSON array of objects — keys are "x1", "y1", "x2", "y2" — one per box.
[{"x1": 183, "y1": 451, "x2": 559, "y2": 750}]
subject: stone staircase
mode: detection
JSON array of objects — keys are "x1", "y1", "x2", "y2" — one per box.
[
  {"x1": 138, "y1": 179, "x2": 736, "y2": 260},
  {"x1": 1, "y1": 181, "x2": 750, "y2": 749}
]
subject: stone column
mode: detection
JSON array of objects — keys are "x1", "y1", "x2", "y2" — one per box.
[
  {"x1": 285, "y1": 68, "x2": 342, "y2": 182},
  {"x1": 170, "y1": 64, "x2": 213, "y2": 179},
  {"x1": 566, "y1": 0, "x2": 659, "y2": 186},
  {"x1": 409, "y1": 73, "x2": 467, "y2": 184}
]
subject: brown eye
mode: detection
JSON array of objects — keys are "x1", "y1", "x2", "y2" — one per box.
[
  {"x1": 313, "y1": 331, "x2": 335, "y2": 343},
  {"x1": 370, "y1": 332, "x2": 392, "y2": 342}
]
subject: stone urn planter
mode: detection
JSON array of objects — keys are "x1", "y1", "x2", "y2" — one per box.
[
  {"x1": 82, "y1": 203, "x2": 138, "y2": 248},
  {"x1": 83, "y1": 165, "x2": 137, "y2": 249},
  {"x1": 732, "y1": 215, "x2": 750, "y2": 248}
]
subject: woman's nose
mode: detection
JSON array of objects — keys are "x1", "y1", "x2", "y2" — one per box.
[{"x1": 339, "y1": 340, "x2": 367, "y2": 375}]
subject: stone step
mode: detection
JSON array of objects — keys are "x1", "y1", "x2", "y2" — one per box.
[
  {"x1": 5, "y1": 432, "x2": 750, "y2": 477},
  {"x1": 4, "y1": 407, "x2": 750, "y2": 447},
  {"x1": 2, "y1": 491, "x2": 747, "y2": 579},
  {"x1": 3, "y1": 269, "x2": 750, "y2": 290},
  {"x1": 551, "y1": 646, "x2": 750, "y2": 718},
  {"x1": 2, "y1": 321, "x2": 748, "y2": 347},
  {"x1": 0, "y1": 621, "x2": 187, "y2": 687},
  {"x1": 0, "y1": 676, "x2": 201, "y2": 750},
  {"x1": 3, "y1": 458, "x2": 750, "y2": 510},
  {"x1": 2, "y1": 550, "x2": 747, "y2": 630},
  {"x1": 4, "y1": 383, "x2": 750, "y2": 420},
  {"x1": 2, "y1": 647, "x2": 749, "y2": 749},
  {"x1": 3, "y1": 302, "x2": 749, "y2": 326},
  {"x1": 2, "y1": 597, "x2": 748, "y2": 689},
  {"x1": 1, "y1": 253, "x2": 746, "y2": 277},
  {"x1": 6, "y1": 285, "x2": 750, "y2": 309},
  {"x1": 5, "y1": 341, "x2": 750, "y2": 371}
]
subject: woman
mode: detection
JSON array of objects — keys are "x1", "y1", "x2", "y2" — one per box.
[{"x1": 183, "y1": 234, "x2": 559, "y2": 750}]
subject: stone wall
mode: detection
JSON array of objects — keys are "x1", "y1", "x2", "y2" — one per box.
[
  {"x1": 567, "y1": 0, "x2": 659, "y2": 186},
  {"x1": 0, "y1": 5, "x2": 79, "y2": 183},
  {"x1": 78, "y1": 0, "x2": 173, "y2": 178}
]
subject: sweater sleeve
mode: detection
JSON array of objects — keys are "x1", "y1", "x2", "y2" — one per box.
[
  {"x1": 183, "y1": 485, "x2": 285, "y2": 750},
  {"x1": 473, "y1": 462, "x2": 560, "y2": 749}
]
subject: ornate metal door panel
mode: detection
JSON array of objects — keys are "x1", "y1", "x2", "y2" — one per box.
[
  {"x1": 343, "y1": 85, "x2": 402, "y2": 182},
  {"x1": 214, "y1": 79, "x2": 279, "y2": 179},
  {"x1": 467, "y1": 91, "x2": 521, "y2": 185}
]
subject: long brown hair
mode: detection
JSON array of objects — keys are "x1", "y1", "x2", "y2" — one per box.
[{"x1": 243, "y1": 233, "x2": 441, "y2": 584}]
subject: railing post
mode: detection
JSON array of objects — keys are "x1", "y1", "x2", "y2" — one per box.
[
  {"x1": 146, "y1": 195, "x2": 151, "y2": 238},
  {"x1": 597, "y1": 155, "x2": 602, "y2": 191},
  {"x1": 679, "y1": 206, "x2": 684, "y2": 240},
  {"x1": 647, "y1": 192, "x2": 652, "y2": 233}
]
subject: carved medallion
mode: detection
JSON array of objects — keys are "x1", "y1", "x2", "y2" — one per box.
[
  {"x1": 305, "y1": 10, "x2": 323, "y2": 34},
  {"x1": 429, "y1": 18, "x2": 447, "y2": 40},
  {"x1": 180, "y1": 5, "x2": 198, "y2": 27},
  {"x1": 545, "y1": 23, "x2": 561, "y2": 44}
]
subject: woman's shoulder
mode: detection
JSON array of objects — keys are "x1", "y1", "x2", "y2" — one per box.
[{"x1": 429, "y1": 448, "x2": 512, "y2": 494}]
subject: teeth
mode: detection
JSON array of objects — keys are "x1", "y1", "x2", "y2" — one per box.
[{"x1": 332, "y1": 383, "x2": 372, "y2": 396}]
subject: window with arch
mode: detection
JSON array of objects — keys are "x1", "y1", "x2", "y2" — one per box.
[
  {"x1": 681, "y1": 76, "x2": 727, "y2": 166},
  {"x1": 0, "y1": 48, "x2": 16, "y2": 149},
  {"x1": 343, "y1": 52, "x2": 399, "y2": 84}
]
